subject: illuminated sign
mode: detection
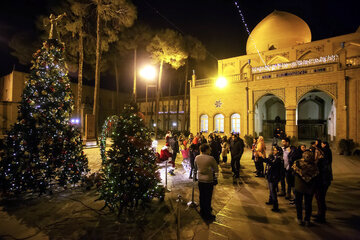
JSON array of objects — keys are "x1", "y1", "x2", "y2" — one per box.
[{"x1": 252, "y1": 55, "x2": 339, "y2": 73}]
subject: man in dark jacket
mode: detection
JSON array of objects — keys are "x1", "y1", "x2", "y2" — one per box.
[
  {"x1": 169, "y1": 135, "x2": 179, "y2": 169},
  {"x1": 209, "y1": 134, "x2": 221, "y2": 164},
  {"x1": 189, "y1": 143, "x2": 200, "y2": 179},
  {"x1": 313, "y1": 141, "x2": 333, "y2": 223},
  {"x1": 264, "y1": 146, "x2": 283, "y2": 212},
  {"x1": 230, "y1": 134, "x2": 245, "y2": 179}
]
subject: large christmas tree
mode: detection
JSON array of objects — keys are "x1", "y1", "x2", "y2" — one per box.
[
  {"x1": 0, "y1": 39, "x2": 88, "y2": 195},
  {"x1": 98, "y1": 104, "x2": 163, "y2": 216}
]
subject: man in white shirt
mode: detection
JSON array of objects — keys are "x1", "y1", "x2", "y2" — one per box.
[{"x1": 195, "y1": 143, "x2": 219, "y2": 221}]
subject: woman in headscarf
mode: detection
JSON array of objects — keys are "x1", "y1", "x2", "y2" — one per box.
[{"x1": 292, "y1": 150, "x2": 319, "y2": 226}]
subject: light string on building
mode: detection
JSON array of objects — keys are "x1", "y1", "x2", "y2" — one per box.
[
  {"x1": 234, "y1": 1, "x2": 268, "y2": 68},
  {"x1": 251, "y1": 55, "x2": 339, "y2": 73}
]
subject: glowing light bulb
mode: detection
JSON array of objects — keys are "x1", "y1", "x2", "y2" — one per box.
[{"x1": 215, "y1": 77, "x2": 227, "y2": 88}]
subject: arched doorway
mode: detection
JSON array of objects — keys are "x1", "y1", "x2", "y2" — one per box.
[
  {"x1": 297, "y1": 90, "x2": 336, "y2": 140},
  {"x1": 254, "y1": 94, "x2": 285, "y2": 138}
]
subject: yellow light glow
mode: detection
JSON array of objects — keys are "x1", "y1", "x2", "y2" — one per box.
[
  {"x1": 139, "y1": 65, "x2": 156, "y2": 81},
  {"x1": 215, "y1": 77, "x2": 227, "y2": 88}
]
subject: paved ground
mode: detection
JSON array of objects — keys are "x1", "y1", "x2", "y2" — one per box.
[
  {"x1": 153, "y1": 140, "x2": 360, "y2": 240},
  {"x1": 1, "y1": 140, "x2": 360, "y2": 240}
]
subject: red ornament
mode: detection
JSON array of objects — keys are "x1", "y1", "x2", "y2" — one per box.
[{"x1": 137, "y1": 112, "x2": 145, "y2": 121}]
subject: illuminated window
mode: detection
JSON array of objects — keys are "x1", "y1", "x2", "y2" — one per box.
[
  {"x1": 200, "y1": 115, "x2": 208, "y2": 132},
  {"x1": 214, "y1": 114, "x2": 224, "y2": 133},
  {"x1": 231, "y1": 113, "x2": 240, "y2": 133}
]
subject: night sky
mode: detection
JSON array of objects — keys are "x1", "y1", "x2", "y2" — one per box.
[{"x1": 0, "y1": 0, "x2": 358, "y2": 94}]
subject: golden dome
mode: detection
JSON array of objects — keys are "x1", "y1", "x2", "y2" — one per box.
[{"x1": 246, "y1": 11, "x2": 312, "y2": 54}]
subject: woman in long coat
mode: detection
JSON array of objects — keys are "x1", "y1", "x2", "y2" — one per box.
[{"x1": 255, "y1": 136, "x2": 266, "y2": 177}]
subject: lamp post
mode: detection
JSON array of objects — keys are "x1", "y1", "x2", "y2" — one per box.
[
  {"x1": 215, "y1": 76, "x2": 228, "y2": 89},
  {"x1": 139, "y1": 65, "x2": 157, "y2": 127}
]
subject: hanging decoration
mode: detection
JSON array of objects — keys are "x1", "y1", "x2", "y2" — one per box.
[{"x1": 99, "y1": 115, "x2": 120, "y2": 164}]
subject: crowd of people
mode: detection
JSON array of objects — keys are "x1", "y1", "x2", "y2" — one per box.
[{"x1": 155, "y1": 130, "x2": 333, "y2": 226}]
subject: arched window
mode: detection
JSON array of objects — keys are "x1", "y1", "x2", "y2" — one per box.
[
  {"x1": 231, "y1": 113, "x2": 241, "y2": 133},
  {"x1": 200, "y1": 115, "x2": 208, "y2": 132},
  {"x1": 214, "y1": 114, "x2": 224, "y2": 133}
]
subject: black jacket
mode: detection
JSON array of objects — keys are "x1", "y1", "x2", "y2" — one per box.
[
  {"x1": 264, "y1": 154, "x2": 282, "y2": 183},
  {"x1": 169, "y1": 137, "x2": 179, "y2": 153},
  {"x1": 189, "y1": 143, "x2": 200, "y2": 162},
  {"x1": 230, "y1": 138, "x2": 244, "y2": 160},
  {"x1": 317, "y1": 157, "x2": 333, "y2": 187}
]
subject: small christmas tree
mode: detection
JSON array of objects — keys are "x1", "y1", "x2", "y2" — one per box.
[
  {"x1": 98, "y1": 104, "x2": 163, "y2": 216},
  {"x1": 0, "y1": 38, "x2": 88, "y2": 195}
]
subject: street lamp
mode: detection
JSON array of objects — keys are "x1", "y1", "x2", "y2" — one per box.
[
  {"x1": 215, "y1": 76, "x2": 228, "y2": 88},
  {"x1": 140, "y1": 65, "x2": 157, "y2": 81},
  {"x1": 139, "y1": 65, "x2": 157, "y2": 128}
]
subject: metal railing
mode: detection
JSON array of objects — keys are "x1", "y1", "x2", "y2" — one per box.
[
  {"x1": 194, "y1": 74, "x2": 248, "y2": 87},
  {"x1": 346, "y1": 56, "x2": 360, "y2": 67}
]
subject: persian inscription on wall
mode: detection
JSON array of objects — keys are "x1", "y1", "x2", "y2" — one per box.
[
  {"x1": 296, "y1": 45, "x2": 324, "y2": 59},
  {"x1": 296, "y1": 83, "x2": 337, "y2": 102},
  {"x1": 265, "y1": 52, "x2": 290, "y2": 63},
  {"x1": 253, "y1": 88, "x2": 285, "y2": 105}
]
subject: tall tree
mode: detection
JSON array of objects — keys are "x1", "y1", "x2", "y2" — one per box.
[
  {"x1": 116, "y1": 24, "x2": 154, "y2": 101},
  {"x1": 9, "y1": 32, "x2": 41, "y2": 66},
  {"x1": 110, "y1": 24, "x2": 154, "y2": 109},
  {"x1": 182, "y1": 35, "x2": 206, "y2": 131},
  {"x1": 146, "y1": 29, "x2": 188, "y2": 137},
  {"x1": 62, "y1": 0, "x2": 90, "y2": 119},
  {"x1": 93, "y1": 0, "x2": 137, "y2": 141}
]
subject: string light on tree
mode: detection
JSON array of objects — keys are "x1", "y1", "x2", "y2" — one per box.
[
  {"x1": 0, "y1": 38, "x2": 88, "y2": 195},
  {"x1": 97, "y1": 104, "x2": 164, "y2": 216}
]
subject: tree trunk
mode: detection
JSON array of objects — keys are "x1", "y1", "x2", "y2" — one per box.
[
  {"x1": 93, "y1": 0, "x2": 102, "y2": 141},
  {"x1": 176, "y1": 74, "x2": 182, "y2": 131},
  {"x1": 155, "y1": 59, "x2": 164, "y2": 139},
  {"x1": 77, "y1": 24, "x2": 84, "y2": 134},
  {"x1": 133, "y1": 48, "x2": 137, "y2": 102},
  {"x1": 167, "y1": 79, "x2": 171, "y2": 130},
  {"x1": 183, "y1": 60, "x2": 189, "y2": 131},
  {"x1": 114, "y1": 55, "x2": 119, "y2": 113},
  {"x1": 150, "y1": 97, "x2": 154, "y2": 128}
]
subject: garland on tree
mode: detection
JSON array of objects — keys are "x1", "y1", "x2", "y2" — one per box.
[
  {"x1": 99, "y1": 115, "x2": 120, "y2": 164},
  {"x1": 0, "y1": 39, "x2": 89, "y2": 195},
  {"x1": 98, "y1": 103, "x2": 164, "y2": 216}
]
